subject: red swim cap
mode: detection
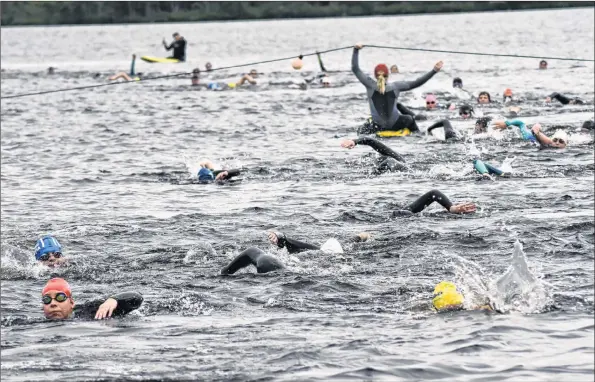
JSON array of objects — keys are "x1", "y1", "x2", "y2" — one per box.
[
  {"x1": 42, "y1": 278, "x2": 72, "y2": 297},
  {"x1": 504, "y1": 88, "x2": 513, "y2": 97},
  {"x1": 374, "y1": 64, "x2": 389, "y2": 78}
]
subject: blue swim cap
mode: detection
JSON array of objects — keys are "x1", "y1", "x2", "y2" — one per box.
[
  {"x1": 197, "y1": 167, "x2": 214, "y2": 183},
  {"x1": 34, "y1": 235, "x2": 62, "y2": 260},
  {"x1": 207, "y1": 83, "x2": 220, "y2": 90}
]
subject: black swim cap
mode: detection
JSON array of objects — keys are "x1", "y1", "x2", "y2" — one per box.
[
  {"x1": 459, "y1": 104, "x2": 474, "y2": 116},
  {"x1": 453, "y1": 77, "x2": 463, "y2": 88},
  {"x1": 475, "y1": 116, "x2": 492, "y2": 130},
  {"x1": 582, "y1": 120, "x2": 594, "y2": 130}
]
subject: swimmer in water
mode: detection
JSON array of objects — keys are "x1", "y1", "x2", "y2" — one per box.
[
  {"x1": 35, "y1": 235, "x2": 67, "y2": 268},
  {"x1": 41, "y1": 278, "x2": 143, "y2": 320},
  {"x1": 432, "y1": 281, "x2": 498, "y2": 313},
  {"x1": 492, "y1": 119, "x2": 537, "y2": 143},
  {"x1": 545, "y1": 92, "x2": 585, "y2": 105},
  {"x1": 352, "y1": 43, "x2": 443, "y2": 135},
  {"x1": 474, "y1": 116, "x2": 492, "y2": 134},
  {"x1": 582, "y1": 120, "x2": 594, "y2": 131},
  {"x1": 236, "y1": 69, "x2": 259, "y2": 86},
  {"x1": 191, "y1": 68, "x2": 201, "y2": 86},
  {"x1": 267, "y1": 231, "x2": 370, "y2": 254},
  {"x1": 390, "y1": 64, "x2": 399, "y2": 74},
  {"x1": 477, "y1": 91, "x2": 491, "y2": 104},
  {"x1": 424, "y1": 94, "x2": 456, "y2": 111},
  {"x1": 197, "y1": 159, "x2": 241, "y2": 183},
  {"x1": 220, "y1": 232, "x2": 371, "y2": 274},
  {"x1": 205, "y1": 62, "x2": 213, "y2": 72},
  {"x1": 163, "y1": 32, "x2": 186, "y2": 61},
  {"x1": 108, "y1": 54, "x2": 141, "y2": 82},
  {"x1": 427, "y1": 119, "x2": 459, "y2": 141},
  {"x1": 503, "y1": 88, "x2": 513, "y2": 103},
  {"x1": 472, "y1": 158, "x2": 508, "y2": 179},
  {"x1": 391, "y1": 190, "x2": 476, "y2": 216},
  {"x1": 47, "y1": 67, "x2": 56, "y2": 75},
  {"x1": 340, "y1": 136, "x2": 409, "y2": 173},
  {"x1": 531, "y1": 124, "x2": 568, "y2": 149},
  {"x1": 452, "y1": 77, "x2": 463, "y2": 88},
  {"x1": 539, "y1": 60, "x2": 548, "y2": 70}
]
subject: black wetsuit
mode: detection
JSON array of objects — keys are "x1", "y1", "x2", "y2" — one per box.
[
  {"x1": 273, "y1": 232, "x2": 320, "y2": 254},
  {"x1": 352, "y1": 136, "x2": 408, "y2": 173},
  {"x1": 352, "y1": 48, "x2": 436, "y2": 134},
  {"x1": 397, "y1": 103, "x2": 427, "y2": 121},
  {"x1": 393, "y1": 190, "x2": 453, "y2": 216},
  {"x1": 220, "y1": 247, "x2": 284, "y2": 274},
  {"x1": 427, "y1": 119, "x2": 458, "y2": 140},
  {"x1": 548, "y1": 92, "x2": 584, "y2": 105},
  {"x1": 73, "y1": 292, "x2": 143, "y2": 320},
  {"x1": 164, "y1": 38, "x2": 187, "y2": 61}
]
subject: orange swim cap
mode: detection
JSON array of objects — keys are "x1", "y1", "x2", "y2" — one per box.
[
  {"x1": 374, "y1": 64, "x2": 389, "y2": 78},
  {"x1": 504, "y1": 88, "x2": 513, "y2": 97},
  {"x1": 42, "y1": 278, "x2": 72, "y2": 297}
]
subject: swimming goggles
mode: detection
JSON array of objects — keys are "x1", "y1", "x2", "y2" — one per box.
[
  {"x1": 39, "y1": 252, "x2": 62, "y2": 262},
  {"x1": 42, "y1": 292, "x2": 69, "y2": 305}
]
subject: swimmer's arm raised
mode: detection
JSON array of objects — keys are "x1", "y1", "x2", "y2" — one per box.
[
  {"x1": 271, "y1": 232, "x2": 319, "y2": 253},
  {"x1": 394, "y1": 63, "x2": 440, "y2": 91},
  {"x1": 351, "y1": 48, "x2": 377, "y2": 89}
]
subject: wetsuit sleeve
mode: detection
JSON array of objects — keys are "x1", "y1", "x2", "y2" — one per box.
[
  {"x1": 220, "y1": 247, "x2": 283, "y2": 274},
  {"x1": 317, "y1": 53, "x2": 327, "y2": 72},
  {"x1": 212, "y1": 169, "x2": 241, "y2": 179},
  {"x1": 406, "y1": 189, "x2": 453, "y2": 214},
  {"x1": 274, "y1": 232, "x2": 320, "y2": 254},
  {"x1": 353, "y1": 137, "x2": 406, "y2": 163},
  {"x1": 427, "y1": 119, "x2": 457, "y2": 140},
  {"x1": 73, "y1": 301, "x2": 102, "y2": 320},
  {"x1": 164, "y1": 41, "x2": 173, "y2": 50},
  {"x1": 394, "y1": 70, "x2": 437, "y2": 91},
  {"x1": 427, "y1": 120, "x2": 446, "y2": 134},
  {"x1": 110, "y1": 292, "x2": 143, "y2": 317},
  {"x1": 505, "y1": 119, "x2": 525, "y2": 129},
  {"x1": 351, "y1": 49, "x2": 376, "y2": 89},
  {"x1": 130, "y1": 57, "x2": 136, "y2": 76},
  {"x1": 396, "y1": 103, "x2": 416, "y2": 117},
  {"x1": 548, "y1": 92, "x2": 570, "y2": 105}
]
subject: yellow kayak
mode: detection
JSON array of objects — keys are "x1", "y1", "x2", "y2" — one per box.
[
  {"x1": 140, "y1": 56, "x2": 180, "y2": 64},
  {"x1": 376, "y1": 128, "x2": 411, "y2": 137}
]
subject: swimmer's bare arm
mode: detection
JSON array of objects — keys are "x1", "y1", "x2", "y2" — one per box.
[
  {"x1": 531, "y1": 125, "x2": 566, "y2": 148},
  {"x1": 351, "y1": 45, "x2": 377, "y2": 89},
  {"x1": 236, "y1": 74, "x2": 257, "y2": 86},
  {"x1": 393, "y1": 61, "x2": 442, "y2": 91},
  {"x1": 199, "y1": 160, "x2": 216, "y2": 170}
]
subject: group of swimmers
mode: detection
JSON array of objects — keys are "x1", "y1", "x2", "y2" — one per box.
[{"x1": 34, "y1": 44, "x2": 592, "y2": 321}]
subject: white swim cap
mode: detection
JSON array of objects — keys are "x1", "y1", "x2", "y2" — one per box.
[
  {"x1": 321, "y1": 77, "x2": 332, "y2": 84},
  {"x1": 320, "y1": 238, "x2": 343, "y2": 254},
  {"x1": 552, "y1": 129, "x2": 569, "y2": 142}
]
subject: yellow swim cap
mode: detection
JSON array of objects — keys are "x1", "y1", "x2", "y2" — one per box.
[
  {"x1": 134, "y1": 77, "x2": 140, "y2": 81},
  {"x1": 433, "y1": 281, "x2": 464, "y2": 311},
  {"x1": 228, "y1": 82, "x2": 236, "y2": 89}
]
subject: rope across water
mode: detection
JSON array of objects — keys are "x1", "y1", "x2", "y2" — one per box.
[{"x1": 1, "y1": 45, "x2": 592, "y2": 100}]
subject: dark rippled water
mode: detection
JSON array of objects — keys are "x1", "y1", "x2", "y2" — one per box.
[{"x1": 2, "y1": 8, "x2": 594, "y2": 381}]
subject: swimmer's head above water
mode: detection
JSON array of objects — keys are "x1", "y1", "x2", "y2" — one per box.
[
  {"x1": 433, "y1": 281, "x2": 464, "y2": 312},
  {"x1": 477, "y1": 91, "x2": 491, "y2": 104},
  {"x1": 425, "y1": 93, "x2": 437, "y2": 110},
  {"x1": 42, "y1": 278, "x2": 74, "y2": 320},
  {"x1": 191, "y1": 68, "x2": 200, "y2": 86},
  {"x1": 452, "y1": 77, "x2": 463, "y2": 88},
  {"x1": 539, "y1": 60, "x2": 548, "y2": 70},
  {"x1": 459, "y1": 104, "x2": 474, "y2": 119},
  {"x1": 390, "y1": 64, "x2": 399, "y2": 74},
  {"x1": 205, "y1": 62, "x2": 212, "y2": 71},
  {"x1": 35, "y1": 235, "x2": 66, "y2": 267},
  {"x1": 474, "y1": 116, "x2": 492, "y2": 134}
]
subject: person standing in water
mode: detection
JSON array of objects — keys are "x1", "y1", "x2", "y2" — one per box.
[
  {"x1": 351, "y1": 43, "x2": 443, "y2": 135},
  {"x1": 163, "y1": 32, "x2": 187, "y2": 61}
]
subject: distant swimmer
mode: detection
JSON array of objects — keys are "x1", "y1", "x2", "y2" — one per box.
[
  {"x1": 473, "y1": 158, "x2": 508, "y2": 179},
  {"x1": 391, "y1": 189, "x2": 476, "y2": 216},
  {"x1": 35, "y1": 235, "x2": 67, "y2": 268},
  {"x1": 205, "y1": 62, "x2": 213, "y2": 72},
  {"x1": 341, "y1": 136, "x2": 409, "y2": 173},
  {"x1": 47, "y1": 67, "x2": 56, "y2": 75},
  {"x1": 545, "y1": 92, "x2": 585, "y2": 105},
  {"x1": 473, "y1": 116, "x2": 492, "y2": 134},
  {"x1": 458, "y1": 104, "x2": 474, "y2": 119},
  {"x1": 424, "y1": 93, "x2": 456, "y2": 111},
  {"x1": 432, "y1": 281, "x2": 498, "y2": 312},
  {"x1": 108, "y1": 54, "x2": 141, "y2": 82},
  {"x1": 477, "y1": 91, "x2": 491, "y2": 104},
  {"x1": 390, "y1": 64, "x2": 399, "y2": 74},
  {"x1": 583, "y1": 120, "x2": 594, "y2": 131},
  {"x1": 41, "y1": 278, "x2": 143, "y2": 320},
  {"x1": 197, "y1": 159, "x2": 241, "y2": 183},
  {"x1": 503, "y1": 88, "x2": 513, "y2": 103},
  {"x1": 163, "y1": 32, "x2": 186, "y2": 61},
  {"x1": 351, "y1": 43, "x2": 442, "y2": 135},
  {"x1": 191, "y1": 68, "x2": 201, "y2": 86},
  {"x1": 236, "y1": 69, "x2": 259, "y2": 86},
  {"x1": 452, "y1": 77, "x2": 463, "y2": 88},
  {"x1": 539, "y1": 59, "x2": 548, "y2": 70}
]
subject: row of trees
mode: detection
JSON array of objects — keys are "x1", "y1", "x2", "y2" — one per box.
[{"x1": 1, "y1": 1, "x2": 589, "y2": 26}]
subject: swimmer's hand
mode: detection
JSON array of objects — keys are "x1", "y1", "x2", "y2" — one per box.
[
  {"x1": 95, "y1": 298, "x2": 118, "y2": 320},
  {"x1": 531, "y1": 124, "x2": 542, "y2": 134},
  {"x1": 354, "y1": 43, "x2": 363, "y2": 50},
  {"x1": 492, "y1": 120, "x2": 507, "y2": 130},
  {"x1": 433, "y1": 61, "x2": 444, "y2": 72},
  {"x1": 341, "y1": 139, "x2": 356, "y2": 149},
  {"x1": 482, "y1": 173, "x2": 495, "y2": 181},
  {"x1": 215, "y1": 171, "x2": 229, "y2": 180},
  {"x1": 449, "y1": 203, "x2": 476, "y2": 214}
]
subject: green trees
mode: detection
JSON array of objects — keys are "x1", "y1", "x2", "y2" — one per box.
[{"x1": 0, "y1": 1, "x2": 588, "y2": 26}]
